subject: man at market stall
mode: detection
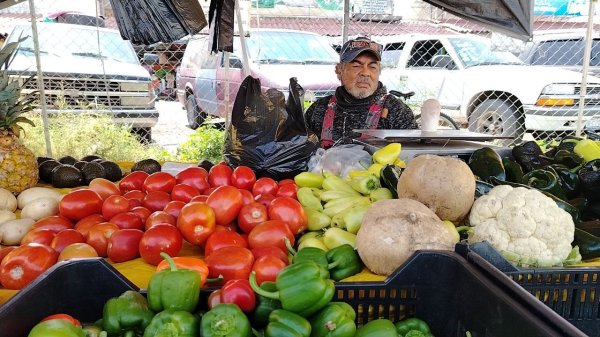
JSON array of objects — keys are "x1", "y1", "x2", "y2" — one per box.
[{"x1": 305, "y1": 37, "x2": 417, "y2": 148}]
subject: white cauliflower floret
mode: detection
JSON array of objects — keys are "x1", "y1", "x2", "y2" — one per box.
[{"x1": 469, "y1": 186, "x2": 575, "y2": 267}]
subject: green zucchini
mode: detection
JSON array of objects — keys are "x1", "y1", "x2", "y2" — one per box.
[
  {"x1": 475, "y1": 180, "x2": 494, "y2": 199},
  {"x1": 574, "y1": 228, "x2": 600, "y2": 260},
  {"x1": 379, "y1": 164, "x2": 402, "y2": 199}
]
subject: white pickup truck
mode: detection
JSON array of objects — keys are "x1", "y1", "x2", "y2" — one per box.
[{"x1": 376, "y1": 34, "x2": 600, "y2": 139}]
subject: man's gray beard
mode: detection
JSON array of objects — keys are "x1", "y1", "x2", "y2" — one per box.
[{"x1": 348, "y1": 87, "x2": 376, "y2": 99}]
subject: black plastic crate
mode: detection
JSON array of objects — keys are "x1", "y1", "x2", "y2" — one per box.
[
  {"x1": 457, "y1": 242, "x2": 600, "y2": 337},
  {"x1": 0, "y1": 251, "x2": 586, "y2": 337}
]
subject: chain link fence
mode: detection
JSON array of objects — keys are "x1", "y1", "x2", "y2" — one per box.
[{"x1": 1, "y1": 0, "x2": 599, "y2": 161}]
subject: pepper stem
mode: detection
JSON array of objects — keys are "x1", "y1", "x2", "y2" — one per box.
[
  {"x1": 249, "y1": 271, "x2": 280, "y2": 300},
  {"x1": 206, "y1": 275, "x2": 224, "y2": 284},
  {"x1": 160, "y1": 252, "x2": 178, "y2": 272},
  {"x1": 124, "y1": 331, "x2": 134, "y2": 337},
  {"x1": 327, "y1": 260, "x2": 340, "y2": 270},
  {"x1": 284, "y1": 237, "x2": 297, "y2": 256}
]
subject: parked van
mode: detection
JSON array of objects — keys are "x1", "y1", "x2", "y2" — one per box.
[{"x1": 176, "y1": 29, "x2": 340, "y2": 128}]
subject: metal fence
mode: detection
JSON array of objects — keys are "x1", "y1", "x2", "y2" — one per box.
[{"x1": 1, "y1": 0, "x2": 599, "y2": 161}]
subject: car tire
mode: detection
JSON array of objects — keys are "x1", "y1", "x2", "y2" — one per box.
[
  {"x1": 131, "y1": 127, "x2": 152, "y2": 144},
  {"x1": 185, "y1": 94, "x2": 206, "y2": 130},
  {"x1": 469, "y1": 99, "x2": 525, "y2": 144}
]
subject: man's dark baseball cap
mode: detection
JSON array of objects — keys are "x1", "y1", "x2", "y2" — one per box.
[{"x1": 339, "y1": 37, "x2": 382, "y2": 62}]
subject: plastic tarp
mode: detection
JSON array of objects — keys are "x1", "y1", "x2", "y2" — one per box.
[
  {"x1": 423, "y1": 0, "x2": 533, "y2": 40},
  {"x1": 108, "y1": 0, "x2": 207, "y2": 45}
]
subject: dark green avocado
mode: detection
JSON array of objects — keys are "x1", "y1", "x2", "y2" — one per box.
[
  {"x1": 38, "y1": 159, "x2": 61, "y2": 183},
  {"x1": 81, "y1": 161, "x2": 106, "y2": 185},
  {"x1": 51, "y1": 164, "x2": 83, "y2": 188},
  {"x1": 131, "y1": 158, "x2": 161, "y2": 175}
]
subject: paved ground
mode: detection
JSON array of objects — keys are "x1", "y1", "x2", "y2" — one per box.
[{"x1": 153, "y1": 100, "x2": 195, "y2": 155}]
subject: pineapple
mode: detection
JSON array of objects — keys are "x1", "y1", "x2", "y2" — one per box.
[{"x1": 0, "y1": 38, "x2": 39, "y2": 193}]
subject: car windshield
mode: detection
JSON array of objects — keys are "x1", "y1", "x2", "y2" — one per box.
[
  {"x1": 530, "y1": 38, "x2": 600, "y2": 66},
  {"x1": 242, "y1": 31, "x2": 339, "y2": 65},
  {"x1": 9, "y1": 24, "x2": 139, "y2": 64},
  {"x1": 449, "y1": 37, "x2": 523, "y2": 67}
]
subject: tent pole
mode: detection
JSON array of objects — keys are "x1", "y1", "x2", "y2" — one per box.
[
  {"x1": 342, "y1": 0, "x2": 350, "y2": 43},
  {"x1": 28, "y1": 0, "x2": 53, "y2": 157},
  {"x1": 236, "y1": 0, "x2": 250, "y2": 78},
  {"x1": 576, "y1": 0, "x2": 596, "y2": 137}
]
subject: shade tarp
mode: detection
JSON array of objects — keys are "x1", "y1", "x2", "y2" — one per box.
[{"x1": 423, "y1": 0, "x2": 533, "y2": 40}]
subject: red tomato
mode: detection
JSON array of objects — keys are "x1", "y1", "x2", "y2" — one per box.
[
  {"x1": 130, "y1": 206, "x2": 152, "y2": 224},
  {"x1": 237, "y1": 202, "x2": 269, "y2": 234},
  {"x1": 207, "y1": 289, "x2": 222, "y2": 309},
  {"x1": 268, "y1": 197, "x2": 308, "y2": 235},
  {"x1": 145, "y1": 211, "x2": 177, "y2": 230},
  {"x1": 128, "y1": 198, "x2": 142, "y2": 209},
  {"x1": 59, "y1": 189, "x2": 103, "y2": 221},
  {"x1": 50, "y1": 229, "x2": 86, "y2": 253},
  {"x1": 109, "y1": 212, "x2": 144, "y2": 230},
  {"x1": 205, "y1": 246, "x2": 254, "y2": 283},
  {"x1": 107, "y1": 229, "x2": 144, "y2": 263},
  {"x1": 163, "y1": 200, "x2": 186, "y2": 218},
  {"x1": 220, "y1": 279, "x2": 256, "y2": 313},
  {"x1": 123, "y1": 190, "x2": 146, "y2": 202},
  {"x1": 0, "y1": 243, "x2": 58, "y2": 290},
  {"x1": 41, "y1": 314, "x2": 81, "y2": 327},
  {"x1": 208, "y1": 164, "x2": 233, "y2": 187},
  {"x1": 101, "y1": 195, "x2": 131, "y2": 220},
  {"x1": 142, "y1": 190, "x2": 171, "y2": 212},
  {"x1": 206, "y1": 185, "x2": 243, "y2": 225},
  {"x1": 252, "y1": 177, "x2": 279, "y2": 197},
  {"x1": 251, "y1": 246, "x2": 289, "y2": 265},
  {"x1": 278, "y1": 179, "x2": 295, "y2": 186},
  {"x1": 204, "y1": 230, "x2": 248, "y2": 256},
  {"x1": 231, "y1": 166, "x2": 256, "y2": 191},
  {"x1": 248, "y1": 220, "x2": 295, "y2": 253},
  {"x1": 88, "y1": 178, "x2": 121, "y2": 200},
  {"x1": 0, "y1": 246, "x2": 16, "y2": 264},
  {"x1": 190, "y1": 195, "x2": 208, "y2": 203},
  {"x1": 176, "y1": 167, "x2": 210, "y2": 194},
  {"x1": 143, "y1": 172, "x2": 177, "y2": 193},
  {"x1": 171, "y1": 184, "x2": 200, "y2": 203},
  {"x1": 86, "y1": 222, "x2": 119, "y2": 257},
  {"x1": 74, "y1": 214, "x2": 105, "y2": 238},
  {"x1": 119, "y1": 171, "x2": 149, "y2": 192},
  {"x1": 239, "y1": 189, "x2": 254, "y2": 205},
  {"x1": 139, "y1": 224, "x2": 183, "y2": 265},
  {"x1": 30, "y1": 215, "x2": 73, "y2": 232},
  {"x1": 177, "y1": 202, "x2": 216, "y2": 246},
  {"x1": 276, "y1": 183, "x2": 298, "y2": 199},
  {"x1": 252, "y1": 255, "x2": 287, "y2": 286},
  {"x1": 254, "y1": 193, "x2": 276, "y2": 208},
  {"x1": 21, "y1": 229, "x2": 56, "y2": 246}
]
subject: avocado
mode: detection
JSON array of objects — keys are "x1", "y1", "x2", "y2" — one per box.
[
  {"x1": 39, "y1": 159, "x2": 61, "y2": 183},
  {"x1": 91, "y1": 158, "x2": 105, "y2": 164},
  {"x1": 198, "y1": 160, "x2": 214, "y2": 172},
  {"x1": 100, "y1": 161, "x2": 123, "y2": 182},
  {"x1": 51, "y1": 164, "x2": 83, "y2": 188},
  {"x1": 74, "y1": 161, "x2": 88, "y2": 171},
  {"x1": 131, "y1": 158, "x2": 161, "y2": 174},
  {"x1": 58, "y1": 155, "x2": 77, "y2": 166},
  {"x1": 81, "y1": 161, "x2": 106, "y2": 185},
  {"x1": 37, "y1": 156, "x2": 54, "y2": 165},
  {"x1": 81, "y1": 154, "x2": 103, "y2": 162}
]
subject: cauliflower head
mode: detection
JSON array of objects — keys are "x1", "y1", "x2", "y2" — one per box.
[{"x1": 468, "y1": 185, "x2": 574, "y2": 267}]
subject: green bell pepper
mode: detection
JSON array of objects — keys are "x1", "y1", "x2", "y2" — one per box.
[
  {"x1": 28, "y1": 319, "x2": 86, "y2": 337},
  {"x1": 265, "y1": 309, "x2": 312, "y2": 337},
  {"x1": 522, "y1": 167, "x2": 567, "y2": 200},
  {"x1": 253, "y1": 281, "x2": 283, "y2": 329},
  {"x1": 395, "y1": 318, "x2": 433, "y2": 337},
  {"x1": 502, "y1": 157, "x2": 524, "y2": 183},
  {"x1": 553, "y1": 149, "x2": 584, "y2": 170},
  {"x1": 102, "y1": 290, "x2": 154, "y2": 337},
  {"x1": 468, "y1": 147, "x2": 505, "y2": 182},
  {"x1": 325, "y1": 244, "x2": 361, "y2": 281},
  {"x1": 142, "y1": 309, "x2": 198, "y2": 337},
  {"x1": 250, "y1": 261, "x2": 335, "y2": 317},
  {"x1": 309, "y1": 302, "x2": 356, "y2": 337},
  {"x1": 147, "y1": 252, "x2": 200, "y2": 313},
  {"x1": 200, "y1": 303, "x2": 252, "y2": 337},
  {"x1": 287, "y1": 239, "x2": 329, "y2": 268},
  {"x1": 354, "y1": 319, "x2": 397, "y2": 337},
  {"x1": 549, "y1": 164, "x2": 581, "y2": 199}
]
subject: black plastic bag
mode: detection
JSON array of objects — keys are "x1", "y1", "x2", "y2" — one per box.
[
  {"x1": 208, "y1": 0, "x2": 234, "y2": 52},
  {"x1": 224, "y1": 76, "x2": 319, "y2": 180}
]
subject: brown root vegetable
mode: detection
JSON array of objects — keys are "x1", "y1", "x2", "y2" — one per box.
[
  {"x1": 356, "y1": 198, "x2": 458, "y2": 276},
  {"x1": 397, "y1": 154, "x2": 475, "y2": 223}
]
